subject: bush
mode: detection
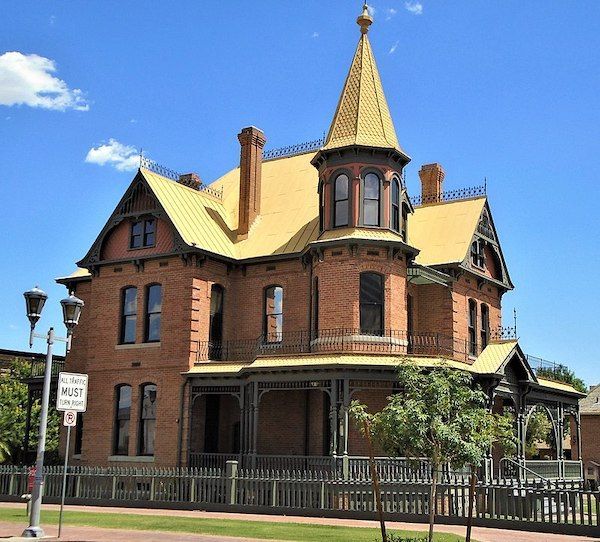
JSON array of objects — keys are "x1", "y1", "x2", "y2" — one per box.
[{"x1": 380, "y1": 535, "x2": 428, "y2": 542}]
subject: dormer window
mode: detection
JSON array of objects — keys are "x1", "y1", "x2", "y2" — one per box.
[
  {"x1": 130, "y1": 218, "x2": 155, "y2": 249},
  {"x1": 470, "y1": 239, "x2": 485, "y2": 268},
  {"x1": 333, "y1": 174, "x2": 349, "y2": 227}
]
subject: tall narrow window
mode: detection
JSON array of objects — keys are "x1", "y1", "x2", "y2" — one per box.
[
  {"x1": 139, "y1": 384, "x2": 157, "y2": 455},
  {"x1": 363, "y1": 172, "x2": 381, "y2": 226},
  {"x1": 130, "y1": 218, "x2": 155, "y2": 249},
  {"x1": 471, "y1": 239, "x2": 485, "y2": 268},
  {"x1": 312, "y1": 277, "x2": 319, "y2": 338},
  {"x1": 145, "y1": 284, "x2": 162, "y2": 342},
  {"x1": 391, "y1": 178, "x2": 400, "y2": 232},
  {"x1": 481, "y1": 304, "x2": 490, "y2": 349},
  {"x1": 407, "y1": 293, "x2": 414, "y2": 354},
  {"x1": 264, "y1": 286, "x2": 283, "y2": 343},
  {"x1": 120, "y1": 287, "x2": 137, "y2": 344},
  {"x1": 319, "y1": 185, "x2": 325, "y2": 231},
  {"x1": 360, "y1": 272, "x2": 384, "y2": 335},
  {"x1": 114, "y1": 385, "x2": 131, "y2": 455},
  {"x1": 333, "y1": 174, "x2": 349, "y2": 227},
  {"x1": 74, "y1": 414, "x2": 84, "y2": 455},
  {"x1": 401, "y1": 204, "x2": 409, "y2": 242},
  {"x1": 468, "y1": 299, "x2": 478, "y2": 356},
  {"x1": 209, "y1": 284, "x2": 224, "y2": 359}
]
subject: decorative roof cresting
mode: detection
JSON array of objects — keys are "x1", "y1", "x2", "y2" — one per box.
[{"x1": 321, "y1": 3, "x2": 408, "y2": 159}]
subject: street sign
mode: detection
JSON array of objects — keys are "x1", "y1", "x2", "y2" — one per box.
[
  {"x1": 57, "y1": 372, "x2": 88, "y2": 412},
  {"x1": 63, "y1": 411, "x2": 77, "y2": 427}
]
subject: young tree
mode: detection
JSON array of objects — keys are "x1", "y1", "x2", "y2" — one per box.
[
  {"x1": 536, "y1": 365, "x2": 586, "y2": 394},
  {"x1": 351, "y1": 362, "x2": 515, "y2": 542},
  {"x1": 0, "y1": 357, "x2": 60, "y2": 463}
]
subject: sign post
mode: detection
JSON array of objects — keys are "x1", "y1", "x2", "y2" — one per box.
[{"x1": 56, "y1": 373, "x2": 88, "y2": 539}]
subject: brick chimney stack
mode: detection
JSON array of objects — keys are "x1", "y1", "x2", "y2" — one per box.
[
  {"x1": 178, "y1": 172, "x2": 202, "y2": 190},
  {"x1": 237, "y1": 126, "x2": 266, "y2": 238},
  {"x1": 419, "y1": 163, "x2": 445, "y2": 204}
]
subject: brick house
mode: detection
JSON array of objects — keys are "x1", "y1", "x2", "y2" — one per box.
[
  {"x1": 57, "y1": 6, "x2": 584, "y2": 474},
  {"x1": 580, "y1": 386, "x2": 600, "y2": 487}
]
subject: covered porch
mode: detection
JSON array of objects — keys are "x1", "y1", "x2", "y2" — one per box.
[{"x1": 184, "y1": 342, "x2": 584, "y2": 484}]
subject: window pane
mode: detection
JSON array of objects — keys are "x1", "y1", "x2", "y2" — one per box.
[
  {"x1": 118, "y1": 386, "x2": 131, "y2": 416},
  {"x1": 360, "y1": 273, "x2": 383, "y2": 303},
  {"x1": 140, "y1": 385, "x2": 157, "y2": 455},
  {"x1": 265, "y1": 287, "x2": 283, "y2": 315},
  {"x1": 392, "y1": 179, "x2": 399, "y2": 202},
  {"x1": 335, "y1": 174, "x2": 349, "y2": 200},
  {"x1": 122, "y1": 315, "x2": 136, "y2": 343},
  {"x1": 266, "y1": 314, "x2": 283, "y2": 342},
  {"x1": 144, "y1": 219, "x2": 155, "y2": 234},
  {"x1": 131, "y1": 222, "x2": 142, "y2": 236},
  {"x1": 335, "y1": 201, "x2": 348, "y2": 226},
  {"x1": 392, "y1": 207, "x2": 400, "y2": 232},
  {"x1": 364, "y1": 200, "x2": 379, "y2": 226},
  {"x1": 144, "y1": 231, "x2": 155, "y2": 246},
  {"x1": 123, "y1": 288, "x2": 137, "y2": 315},
  {"x1": 147, "y1": 313, "x2": 161, "y2": 342},
  {"x1": 364, "y1": 173, "x2": 380, "y2": 199},
  {"x1": 360, "y1": 305, "x2": 382, "y2": 334},
  {"x1": 147, "y1": 285, "x2": 162, "y2": 313},
  {"x1": 116, "y1": 420, "x2": 129, "y2": 455}
]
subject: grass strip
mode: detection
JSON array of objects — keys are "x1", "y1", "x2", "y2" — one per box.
[{"x1": 0, "y1": 507, "x2": 470, "y2": 541}]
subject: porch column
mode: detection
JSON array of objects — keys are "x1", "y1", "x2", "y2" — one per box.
[
  {"x1": 556, "y1": 403, "x2": 565, "y2": 478},
  {"x1": 251, "y1": 382, "x2": 259, "y2": 462},
  {"x1": 576, "y1": 410, "x2": 582, "y2": 461},
  {"x1": 517, "y1": 412, "x2": 526, "y2": 461},
  {"x1": 329, "y1": 379, "x2": 338, "y2": 456},
  {"x1": 339, "y1": 378, "x2": 350, "y2": 456}
]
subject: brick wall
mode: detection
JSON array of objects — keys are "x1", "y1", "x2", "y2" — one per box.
[{"x1": 581, "y1": 414, "x2": 600, "y2": 469}]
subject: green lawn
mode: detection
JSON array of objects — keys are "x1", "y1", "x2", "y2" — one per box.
[{"x1": 0, "y1": 507, "x2": 472, "y2": 541}]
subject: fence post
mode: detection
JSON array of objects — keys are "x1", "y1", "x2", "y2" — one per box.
[
  {"x1": 226, "y1": 460, "x2": 238, "y2": 505},
  {"x1": 342, "y1": 455, "x2": 349, "y2": 481}
]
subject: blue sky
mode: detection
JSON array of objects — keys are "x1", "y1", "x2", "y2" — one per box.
[{"x1": 1, "y1": 1, "x2": 598, "y2": 383}]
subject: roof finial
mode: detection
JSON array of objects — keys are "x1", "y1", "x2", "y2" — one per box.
[{"x1": 357, "y1": 3, "x2": 373, "y2": 34}]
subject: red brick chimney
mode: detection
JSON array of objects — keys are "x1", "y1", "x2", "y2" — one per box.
[
  {"x1": 178, "y1": 172, "x2": 202, "y2": 190},
  {"x1": 237, "y1": 126, "x2": 266, "y2": 238},
  {"x1": 419, "y1": 163, "x2": 445, "y2": 204}
]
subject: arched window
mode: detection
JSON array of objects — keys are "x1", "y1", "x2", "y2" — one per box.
[
  {"x1": 333, "y1": 174, "x2": 349, "y2": 227},
  {"x1": 264, "y1": 286, "x2": 283, "y2": 343},
  {"x1": 468, "y1": 300, "x2": 478, "y2": 356},
  {"x1": 209, "y1": 284, "x2": 225, "y2": 359},
  {"x1": 362, "y1": 172, "x2": 381, "y2": 226},
  {"x1": 113, "y1": 385, "x2": 131, "y2": 455},
  {"x1": 391, "y1": 178, "x2": 400, "y2": 232},
  {"x1": 481, "y1": 304, "x2": 490, "y2": 349},
  {"x1": 120, "y1": 287, "x2": 137, "y2": 344},
  {"x1": 360, "y1": 272, "x2": 384, "y2": 335},
  {"x1": 319, "y1": 184, "x2": 325, "y2": 231},
  {"x1": 139, "y1": 383, "x2": 157, "y2": 456},
  {"x1": 145, "y1": 284, "x2": 162, "y2": 342}
]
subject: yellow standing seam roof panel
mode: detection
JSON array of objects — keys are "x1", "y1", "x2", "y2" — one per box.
[
  {"x1": 409, "y1": 197, "x2": 486, "y2": 266},
  {"x1": 470, "y1": 341, "x2": 518, "y2": 374},
  {"x1": 322, "y1": 33, "x2": 404, "y2": 154},
  {"x1": 536, "y1": 378, "x2": 582, "y2": 394},
  {"x1": 315, "y1": 227, "x2": 407, "y2": 244}
]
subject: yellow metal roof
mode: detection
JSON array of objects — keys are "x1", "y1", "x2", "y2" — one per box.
[
  {"x1": 409, "y1": 198, "x2": 486, "y2": 266},
  {"x1": 187, "y1": 362, "x2": 249, "y2": 375},
  {"x1": 471, "y1": 340, "x2": 518, "y2": 374},
  {"x1": 314, "y1": 227, "x2": 407, "y2": 245},
  {"x1": 141, "y1": 168, "x2": 238, "y2": 259},
  {"x1": 56, "y1": 267, "x2": 92, "y2": 283},
  {"x1": 536, "y1": 377, "x2": 583, "y2": 395},
  {"x1": 322, "y1": 31, "x2": 404, "y2": 154}
]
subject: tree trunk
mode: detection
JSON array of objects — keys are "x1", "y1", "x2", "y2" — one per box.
[
  {"x1": 428, "y1": 463, "x2": 438, "y2": 542},
  {"x1": 363, "y1": 419, "x2": 386, "y2": 542},
  {"x1": 465, "y1": 465, "x2": 477, "y2": 542}
]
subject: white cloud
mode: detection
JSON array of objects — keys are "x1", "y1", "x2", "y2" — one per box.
[
  {"x1": 85, "y1": 139, "x2": 140, "y2": 172},
  {"x1": 405, "y1": 1, "x2": 423, "y2": 15},
  {"x1": 311, "y1": 31, "x2": 319, "y2": 39},
  {"x1": 386, "y1": 8, "x2": 397, "y2": 20},
  {"x1": 389, "y1": 41, "x2": 399, "y2": 54},
  {"x1": 0, "y1": 52, "x2": 88, "y2": 111}
]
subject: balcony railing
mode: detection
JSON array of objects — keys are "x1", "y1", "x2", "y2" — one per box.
[
  {"x1": 194, "y1": 327, "x2": 517, "y2": 364},
  {"x1": 29, "y1": 358, "x2": 64, "y2": 379}
]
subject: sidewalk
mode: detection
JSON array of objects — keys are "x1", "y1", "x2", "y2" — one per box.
[{"x1": 0, "y1": 502, "x2": 596, "y2": 542}]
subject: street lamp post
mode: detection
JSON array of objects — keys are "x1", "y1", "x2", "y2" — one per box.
[{"x1": 21, "y1": 287, "x2": 84, "y2": 539}]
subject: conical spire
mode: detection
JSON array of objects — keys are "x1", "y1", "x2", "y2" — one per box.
[{"x1": 322, "y1": 4, "x2": 406, "y2": 156}]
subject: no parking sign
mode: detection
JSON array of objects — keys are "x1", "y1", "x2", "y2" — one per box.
[{"x1": 63, "y1": 411, "x2": 77, "y2": 427}]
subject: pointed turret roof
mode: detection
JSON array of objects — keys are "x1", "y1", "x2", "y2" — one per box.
[{"x1": 322, "y1": 4, "x2": 407, "y2": 157}]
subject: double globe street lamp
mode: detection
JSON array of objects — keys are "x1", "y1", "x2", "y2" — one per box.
[{"x1": 21, "y1": 286, "x2": 84, "y2": 538}]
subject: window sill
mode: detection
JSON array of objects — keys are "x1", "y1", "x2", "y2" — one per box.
[
  {"x1": 115, "y1": 342, "x2": 161, "y2": 350},
  {"x1": 72, "y1": 454, "x2": 82, "y2": 460},
  {"x1": 108, "y1": 455, "x2": 155, "y2": 463}
]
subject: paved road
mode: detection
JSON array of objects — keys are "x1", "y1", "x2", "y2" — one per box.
[{"x1": 0, "y1": 503, "x2": 596, "y2": 542}]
